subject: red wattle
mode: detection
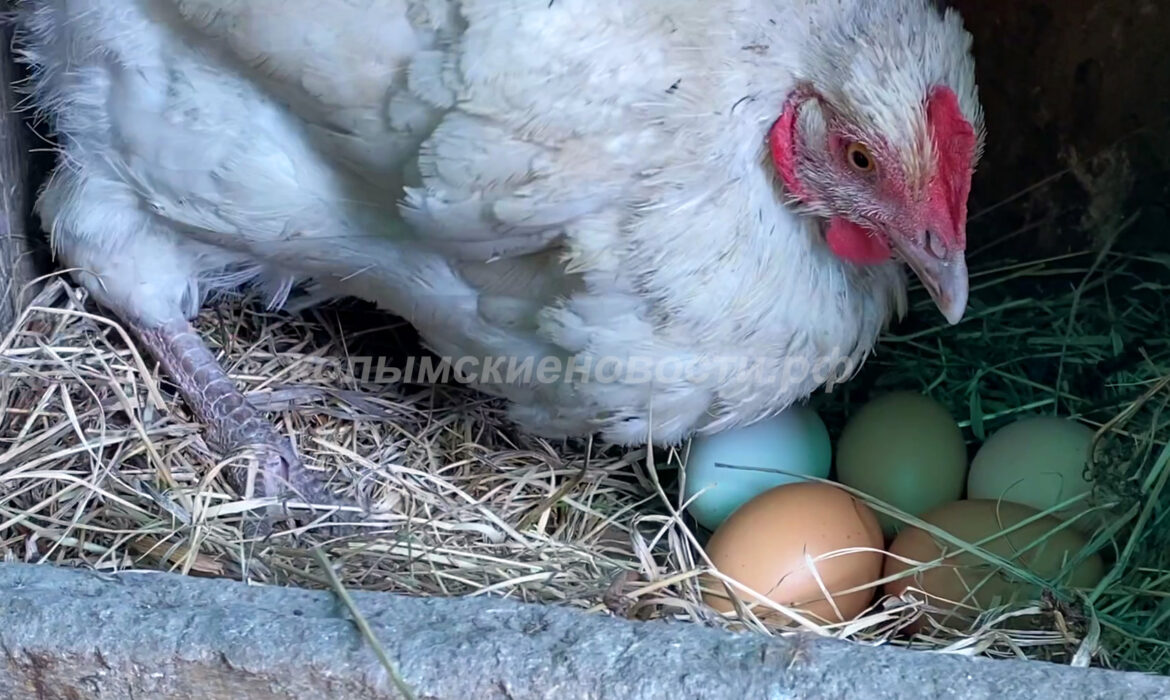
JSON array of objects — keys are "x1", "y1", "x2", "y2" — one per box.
[{"x1": 825, "y1": 217, "x2": 891, "y2": 265}]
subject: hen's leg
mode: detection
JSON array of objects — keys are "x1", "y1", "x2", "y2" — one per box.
[
  {"x1": 134, "y1": 318, "x2": 333, "y2": 509},
  {"x1": 32, "y1": 167, "x2": 342, "y2": 528}
]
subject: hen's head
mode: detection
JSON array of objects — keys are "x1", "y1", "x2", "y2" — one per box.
[{"x1": 770, "y1": 0, "x2": 984, "y2": 324}]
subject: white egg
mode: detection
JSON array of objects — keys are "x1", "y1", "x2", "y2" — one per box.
[{"x1": 682, "y1": 405, "x2": 831, "y2": 531}]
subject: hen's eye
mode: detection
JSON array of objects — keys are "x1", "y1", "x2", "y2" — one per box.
[{"x1": 846, "y1": 142, "x2": 875, "y2": 173}]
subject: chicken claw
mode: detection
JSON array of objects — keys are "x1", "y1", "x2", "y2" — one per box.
[{"x1": 135, "y1": 318, "x2": 345, "y2": 531}]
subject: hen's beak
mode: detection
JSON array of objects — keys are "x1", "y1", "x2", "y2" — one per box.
[{"x1": 890, "y1": 233, "x2": 969, "y2": 325}]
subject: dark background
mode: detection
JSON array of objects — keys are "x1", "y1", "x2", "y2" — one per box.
[{"x1": 949, "y1": 0, "x2": 1169, "y2": 259}]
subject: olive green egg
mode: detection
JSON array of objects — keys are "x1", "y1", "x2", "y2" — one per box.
[{"x1": 835, "y1": 391, "x2": 968, "y2": 536}]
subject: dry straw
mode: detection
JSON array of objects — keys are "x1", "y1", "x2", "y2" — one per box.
[{"x1": 0, "y1": 191, "x2": 1166, "y2": 675}]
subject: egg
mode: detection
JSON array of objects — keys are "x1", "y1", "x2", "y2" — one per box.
[
  {"x1": 967, "y1": 416, "x2": 1097, "y2": 533},
  {"x1": 835, "y1": 391, "x2": 968, "y2": 536},
  {"x1": 702, "y1": 481, "x2": 884, "y2": 623},
  {"x1": 682, "y1": 405, "x2": 831, "y2": 531},
  {"x1": 884, "y1": 499, "x2": 1105, "y2": 628}
]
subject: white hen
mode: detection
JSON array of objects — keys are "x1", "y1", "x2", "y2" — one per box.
[{"x1": 13, "y1": 0, "x2": 983, "y2": 504}]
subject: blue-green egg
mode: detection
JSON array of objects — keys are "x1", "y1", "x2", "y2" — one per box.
[{"x1": 682, "y1": 405, "x2": 831, "y2": 531}]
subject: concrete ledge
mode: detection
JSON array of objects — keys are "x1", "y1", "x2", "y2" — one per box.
[{"x1": 0, "y1": 563, "x2": 1166, "y2": 699}]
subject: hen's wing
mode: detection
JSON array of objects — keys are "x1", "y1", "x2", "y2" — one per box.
[{"x1": 164, "y1": 0, "x2": 662, "y2": 265}]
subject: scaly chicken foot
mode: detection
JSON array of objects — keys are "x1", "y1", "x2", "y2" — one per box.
[{"x1": 135, "y1": 318, "x2": 343, "y2": 529}]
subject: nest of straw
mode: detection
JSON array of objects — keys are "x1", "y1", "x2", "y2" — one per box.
[{"x1": 1, "y1": 202, "x2": 1167, "y2": 674}]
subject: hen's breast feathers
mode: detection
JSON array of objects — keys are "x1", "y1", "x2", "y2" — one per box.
[{"x1": 20, "y1": 0, "x2": 906, "y2": 444}]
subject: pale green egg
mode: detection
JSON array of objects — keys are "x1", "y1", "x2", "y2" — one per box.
[
  {"x1": 835, "y1": 391, "x2": 968, "y2": 537},
  {"x1": 967, "y1": 416, "x2": 1096, "y2": 533},
  {"x1": 682, "y1": 405, "x2": 831, "y2": 531}
]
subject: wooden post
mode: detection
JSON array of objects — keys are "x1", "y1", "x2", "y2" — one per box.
[{"x1": 0, "y1": 15, "x2": 35, "y2": 333}]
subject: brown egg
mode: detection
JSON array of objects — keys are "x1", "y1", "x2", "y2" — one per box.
[
  {"x1": 884, "y1": 499, "x2": 1105, "y2": 628},
  {"x1": 702, "y1": 482, "x2": 884, "y2": 624}
]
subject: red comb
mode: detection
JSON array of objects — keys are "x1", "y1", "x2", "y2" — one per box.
[
  {"x1": 769, "y1": 92, "x2": 809, "y2": 200},
  {"x1": 925, "y1": 86, "x2": 977, "y2": 249}
]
